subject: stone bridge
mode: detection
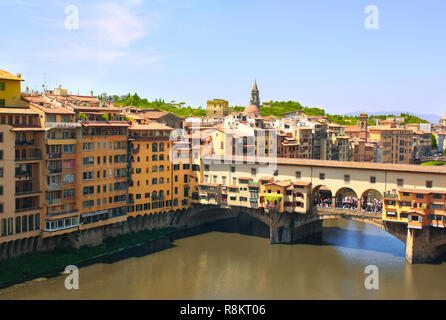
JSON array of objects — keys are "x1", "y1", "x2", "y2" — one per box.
[{"x1": 227, "y1": 206, "x2": 446, "y2": 264}]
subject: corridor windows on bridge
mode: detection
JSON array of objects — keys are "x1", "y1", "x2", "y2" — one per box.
[
  {"x1": 426, "y1": 180, "x2": 433, "y2": 188},
  {"x1": 344, "y1": 175, "x2": 350, "y2": 183},
  {"x1": 370, "y1": 176, "x2": 376, "y2": 184},
  {"x1": 397, "y1": 178, "x2": 404, "y2": 187},
  {"x1": 273, "y1": 169, "x2": 278, "y2": 176},
  {"x1": 231, "y1": 166, "x2": 235, "y2": 173},
  {"x1": 251, "y1": 168, "x2": 257, "y2": 176},
  {"x1": 319, "y1": 173, "x2": 325, "y2": 180},
  {"x1": 295, "y1": 171, "x2": 301, "y2": 179}
]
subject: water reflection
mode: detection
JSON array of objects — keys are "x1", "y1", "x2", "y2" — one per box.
[{"x1": 1, "y1": 219, "x2": 446, "y2": 299}]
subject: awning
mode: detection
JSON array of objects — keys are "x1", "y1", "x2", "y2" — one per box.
[{"x1": 81, "y1": 210, "x2": 108, "y2": 218}]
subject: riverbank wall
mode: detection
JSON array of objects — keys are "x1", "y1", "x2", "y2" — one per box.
[{"x1": 0, "y1": 207, "x2": 238, "y2": 262}]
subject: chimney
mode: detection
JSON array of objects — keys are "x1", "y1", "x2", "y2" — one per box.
[{"x1": 90, "y1": 90, "x2": 93, "y2": 97}]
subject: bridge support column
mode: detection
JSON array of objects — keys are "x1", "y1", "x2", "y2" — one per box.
[
  {"x1": 270, "y1": 226, "x2": 293, "y2": 244},
  {"x1": 405, "y1": 227, "x2": 446, "y2": 264},
  {"x1": 270, "y1": 220, "x2": 323, "y2": 244}
]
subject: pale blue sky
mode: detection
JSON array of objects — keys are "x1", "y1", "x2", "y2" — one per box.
[{"x1": 1, "y1": 0, "x2": 445, "y2": 114}]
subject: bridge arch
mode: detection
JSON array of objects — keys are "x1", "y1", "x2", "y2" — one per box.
[
  {"x1": 335, "y1": 187, "x2": 359, "y2": 210},
  {"x1": 360, "y1": 189, "x2": 383, "y2": 213},
  {"x1": 312, "y1": 185, "x2": 333, "y2": 208}
]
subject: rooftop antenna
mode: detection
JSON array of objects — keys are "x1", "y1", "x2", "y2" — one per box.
[{"x1": 42, "y1": 73, "x2": 47, "y2": 93}]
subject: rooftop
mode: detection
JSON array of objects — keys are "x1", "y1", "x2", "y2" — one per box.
[
  {"x1": 0, "y1": 70, "x2": 24, "y2": 81},
  {"x1": 203, "y1": 155, "x2": 446, "y2": 175}
]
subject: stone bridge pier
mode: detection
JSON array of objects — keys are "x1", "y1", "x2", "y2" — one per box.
[{"x1": 239, "y1": 207, "x2": 446, "y2": 264}]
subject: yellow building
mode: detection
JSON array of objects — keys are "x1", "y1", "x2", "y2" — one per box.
[
  {"x1": 128, "y1": 123, "x2": 174, "y2": 216},
  {"x1": 128, "y1": 123, "x2": 195, "y2": 217},
  {"x1": 0, "y1": 70, "x2": 24, "y2": 107},
  {"x1": 206, "y1": 99, "x2": 229, "y2": 118}
]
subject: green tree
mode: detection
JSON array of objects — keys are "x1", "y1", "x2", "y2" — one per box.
[{"x1": 432, "y1": 135, "x2": 438, "y2": 150}]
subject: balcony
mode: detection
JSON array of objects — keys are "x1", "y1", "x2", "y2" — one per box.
[
  {"x1": 15, "y1": 206, "x2": 41, "y2": 213},
  {"x1": 48, "y1": 168, "x2": 62, "y2": 175},
  {"x1": 48, "y1": 183, "x2": 62, "y2": 190},
  {"x1": 15, "y1": 140, "x2": 35, "y2": 147},
  {"x1": 48, "y1": 152, "x2": 62, "y2": 159},
  {"x1": 46, "y1": 210, "x2": 79, "y2": 218},
  {"x1": 47, "y1": 198, "x2": 62, "y2": 205},
  {"x1": 15, "y1": 171, "x2": 33, "y2": 179},
  {"x1": 384, "y1": 192, "x2": 398, "y2": 199},
  {"x1": 15, "y1": 189, "x2": 41, "y2": 196},
  {"x1": 45, "y1": 122, "x2": 81, "y2": 129},
  {"x1": 15, "y1": 149, "x2": 42, "y2": 161}
]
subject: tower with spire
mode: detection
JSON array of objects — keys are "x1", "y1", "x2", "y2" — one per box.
[{"x1": 249, "y1": 80, "x2": 260, "y2": 108}]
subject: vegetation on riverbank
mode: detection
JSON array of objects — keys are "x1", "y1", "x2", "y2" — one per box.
[
  {"x1": 0, "y1": 228, "x2": 173, "y2": 288},
  {"x1": 421, "y1": 161, "x2": 446, "y2": 166}
]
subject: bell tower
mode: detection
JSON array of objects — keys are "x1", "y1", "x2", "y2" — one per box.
[
  {"x1": 249, "y1": 80, "x2": 260, "y2": 107},
  {"x1": 359, "y1": 113, "x2": 368, "y2": 141}
]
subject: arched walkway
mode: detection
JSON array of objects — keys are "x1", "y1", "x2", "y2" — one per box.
[
  {"x1": 360, "y1": 189, "x2": 383, "y2": 213},
  {"x1": 335, "y1": 187, "x2": 358, "y2": 211},
  {"x1": 312, "y1": 185, "x2": 332, "y2": 208}
]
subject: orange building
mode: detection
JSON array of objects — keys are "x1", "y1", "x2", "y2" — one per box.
[
  {"x1": 78, "y1": 122, "x2": 129, "y2": 230},
  {"x1": 383, "y1": 189, "x2": 446, "y2": 229}
]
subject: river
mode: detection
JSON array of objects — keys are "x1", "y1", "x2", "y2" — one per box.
[{"x1": 0, "y1": 218, "x2": 446, "y2": 299}]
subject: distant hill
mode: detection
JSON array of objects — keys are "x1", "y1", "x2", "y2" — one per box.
[{"x1": 344, "y1": 111, "x2": 442, "y2": 124}]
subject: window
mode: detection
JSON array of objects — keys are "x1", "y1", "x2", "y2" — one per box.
[
  {"x1": 397, "y1": 179, "x2": 404, "y2": 187},
  {"x1": 205, "y1": 165, "x2": 210, "y2": 171},
  {"x1": 426, "y1": 181, "x2": 433, "y2": 188},
  {"x1": 251, "y1": 168, "x2": 257, "y2": 175},
  {"x1": 83, "y1": 171, "x2": 94, "y2": 180},
  {"x1": 0, "y1": 100, "x2": 4, "y2": 107},
  {"x1": 344, "y1": 175, "x2": 350, "y2": 183},
  {"x1": 274, "y1": 169, "x2": 278, "y2": 176},
  {"x1": 319, "y1": 173, "x2": 325, "y2": 180},
  {"x1": 370, "y1": 176, "x2": 376, "y2": 184},
  {"x1": 82, "y1": 142, "x2": 94, "y2": 151},
  {"x1": 231, "y1": 166, "x2": 235, "y2": 173},
  {"x1": 295, "y1": 171, "x2": 301, "y2": 179},
  {"x1": 63, "y1": 144, "x2": 75, "y2": 153},
  {"x1": 0, "y1": 82, "x2": 5, "y2": 91},
  {"x1": 63, "y1": 174, "x2": 75, "y2": 184}
]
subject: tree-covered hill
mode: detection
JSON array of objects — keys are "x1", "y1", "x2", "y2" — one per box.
[{"x1": 112, "y1": 94, "x2": 430, "y2": 125}]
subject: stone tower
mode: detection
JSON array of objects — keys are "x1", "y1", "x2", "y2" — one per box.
[
  {"x1": 249, "y1": 80, "x2": 260, "y2": 108},
  {"x1": 359, "y1": 113, "x2": 368, "y2": 141}
]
